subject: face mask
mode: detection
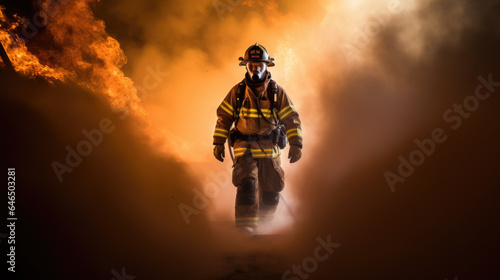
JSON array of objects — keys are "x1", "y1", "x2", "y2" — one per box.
[
  {"x1": 248, "y1": 70, "x2": 266, "y2": 82},
  {"x1": 252, "y1": 71, "x2": 265, "y2": 81},
  {"x1": 247, "y1": 62, "x2": 267, "y2": 82}
]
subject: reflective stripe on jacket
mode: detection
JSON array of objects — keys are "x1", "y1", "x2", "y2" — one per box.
[{"x1": 213, "y1": 73, "x2": 302, "y2": 160}]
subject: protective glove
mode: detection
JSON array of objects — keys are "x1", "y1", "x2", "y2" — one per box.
[
  {"x1": 288, "y1": 145, "x2": 302, "y2": 163},
  {"x1": 213, "y1": 144, "x2": 225, "y2": 162}
]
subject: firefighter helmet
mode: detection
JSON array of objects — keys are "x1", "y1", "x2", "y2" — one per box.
[{"x1": 239, "y1": 43, "x2": 275, "y2": 67}]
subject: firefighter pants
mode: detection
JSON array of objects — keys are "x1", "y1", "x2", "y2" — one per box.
[{"x1": 232, "y1": 152, "x2": 285, "y2": 228}]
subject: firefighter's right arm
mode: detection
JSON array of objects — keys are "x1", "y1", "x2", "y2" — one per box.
[
  {"x1": 213, "y1": 87, "x2": 237, "y2": 145},
  {"x1": 276, "y1": 86, "x2": 303, "y2": 148}
]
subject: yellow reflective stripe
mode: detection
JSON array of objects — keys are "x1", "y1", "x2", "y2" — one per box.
[
  {"x1": 235, "y1": 217, "x2": 259, "y2": 226},
  {"x1": 214, "y1": 128, "x2": 229, "y2": 138},
  {"x1": 286, "y1": 128, "x2": 296, "y2": 137},
  {"x1": 241, "y1": 111, "x2": 273, "y2": 116},
  {"x1": 220, "y1": 101, "x2": 234, "y2": 115},
  {"x1": 286, "y1": 128, "x2": 302, "y2": 139},
  {"x1": 241, "y1": 108, "x2": 272, "y2": 114},
  {"x1": 236, "y1": 217, "x2": 259, "y2": 221},
  {"x1": 259, "y1": 213, "x2": 275, "y2": 219},
  {"x1": 253, "y1": 154, "x2": 279, "y2": 158},
  {"x1": 220, "y1": 105, "x2": 232, "y2": 115},
  {"x1": 213, "y1": 127, "x2": 229, "y2": 138},
  {"x1": 280, "y1": 109, "x2": 294, "y2": 119},
  {"x1": 215, "y1": 128, "x2": 229, "y2": 133},
  {"x1": 251, "y1": 149, "x2": 274, "y2": 152},
  {"x1": 239, "y1": 111, "x2": 273, "y2": 118},
  {"x1": 234, "y1": 148, "x2": 280, "y2": 158},
  {"x1": 278, "y1": 105, "x2": 291, "y2": 116},
  {"x1": 278, "y1": 105, "x2": 296, "y2": 119},
  {"x1": 234, "y1": 148, "x2": 247, "y2": 157},
  {"x1": 236, "y1": 219, "x2": 259, "y2": 226},
  {"x1": 241, "y1": 114, "x2": 273, "y2": 118},
  {"x1": 278, "y1": 105, "x2": 292, "y2": 116},
  {"x1": 250, "y1": 148, "x2": 280, "y2": 157},
  {"x1": 222, "y1": 100, "x2": 234, "y2": 111},
  {"x1": 214, "y1": 132, "x2": 227, "y2": 138}
]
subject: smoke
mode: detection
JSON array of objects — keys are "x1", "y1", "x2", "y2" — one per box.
[
  {"x1": 93, "y1": 0, "x2": 331, "y2": 161},
  {"x1": 2, "y1": 0, "x2": 500, "y2": 279},
  {"x1": 290, "y1": 0, "x2": 500, "y2": 279}
]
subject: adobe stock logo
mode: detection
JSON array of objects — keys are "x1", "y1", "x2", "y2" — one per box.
[
  {"x1": 110, "y1": 267, "x2": 135, "y2": 280},
  {"x1": 51, "y1": 64, "x2": 168, "y2": 183},
  {"x1": 178, "y1": 164, "x2": 232, "y2": 225},
  {"x1": 212, "y1": 0, "x2": 243, "y2": 21},
  {"x1": 384, "y1": 74, "x2": 500, "y2": 192},
  {"x1": 282, "y1": 235, "x2": 341, "y2": 280}
]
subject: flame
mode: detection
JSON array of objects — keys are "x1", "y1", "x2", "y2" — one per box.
[
  {"x1": 0, "y1": 7, "x2": 71, "y2": 81},
  {"x1": 0, "y1": 1, "x2": 145, "y2": 120},
  {"x1": 0, "y1": 0, "x2": 417, "y2": 163},
  {"x1": 41, "y1": 0, "x2": 145, "y2": 117}
]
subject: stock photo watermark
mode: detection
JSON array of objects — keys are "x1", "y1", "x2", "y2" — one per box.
[
  {"x1": 178, "y1": 163, "x2": 232, "y2": 224},
  {"x1": 21, "y1": 0, "x2": 67, "y2": 41},
  {"x1": 51, "y1": 65, "x2": 169, "y2": 183},
  {"x1": 385, "y1": 74, "x2": 500, "y2": 192},
  {"x1": 111, "y1": 267, "x2": 135, "y2": 280},
  {"x1": 51, "y1": 118, "x2": 115, "y2": 182},
  {"x1": 213, "y1": 0, "x2": 243, "y2": 21},
  {"x1": 341, "y1": 0, "x2": 413, "y2": 62},
  {"x1": 113, "y1": 65, "x2": 170, "y2": 120},
  {"x1": 6, "y1": 168, "x2": 17, "y2": 273},
  {"x1": 282, "y1": 234, "x2": 340, "y2": 280}
]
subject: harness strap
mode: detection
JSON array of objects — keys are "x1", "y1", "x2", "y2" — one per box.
[{"x1": 234, "y1": 80, "x2": 246, "y2": 127}]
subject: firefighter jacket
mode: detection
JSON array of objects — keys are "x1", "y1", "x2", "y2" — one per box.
[{"x1": 213, "y1": 72, "x2": 302, "y2": 160}]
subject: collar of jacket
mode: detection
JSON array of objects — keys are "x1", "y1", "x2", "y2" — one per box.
[{"x1": 244, "y1": 71, "x2": 272, "y2": 99}]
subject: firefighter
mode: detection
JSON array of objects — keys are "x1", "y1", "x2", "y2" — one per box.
[{"x1": 213, "y1": 43, "x2": 303, "y2": 233}]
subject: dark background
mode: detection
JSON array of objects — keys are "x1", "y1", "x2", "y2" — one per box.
[{"x1": 1, "y1": 0, "x2": 500, "y2": 279}]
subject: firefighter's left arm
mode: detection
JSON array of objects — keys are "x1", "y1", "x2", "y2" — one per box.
[
  {"x1": 276, "y1": 86, "x2": 303, "y2": 148},
  {"x1": 213, "y1": 86, "x2": 237, "y2": 145}
]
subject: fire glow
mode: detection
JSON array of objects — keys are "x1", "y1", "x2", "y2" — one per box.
[
  {"x1": 0, "y1": 1, "x2": 145, "y2": 119},
  {"x1": 0, "y1": 6, "x2": 69, "y2": 81}
]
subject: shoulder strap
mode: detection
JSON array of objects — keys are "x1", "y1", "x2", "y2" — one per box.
[
  {"x1": 256, "y1": 79, "x2": 279, "y2": 126},
  {"x1": 267, "y1": 79, "x2": 279, "y2": 123},
  {"x1": 234, "y1": 81, "x2": 246, "y2": 127},
  {"x1": 267, "y1": 79, "x2": 278, "y2": 110}
]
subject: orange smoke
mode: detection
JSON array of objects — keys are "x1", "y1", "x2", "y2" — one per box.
[{"x1": 2, "y1": 0, "x2": 500, "y2": 278}]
